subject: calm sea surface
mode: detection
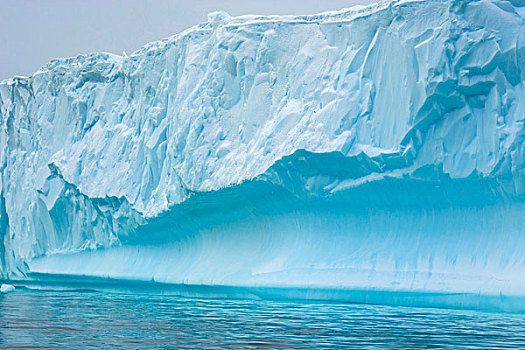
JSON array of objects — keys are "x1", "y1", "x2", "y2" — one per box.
[{"x1": 1, "y1": 288, "x2": 525, "y2": 349}]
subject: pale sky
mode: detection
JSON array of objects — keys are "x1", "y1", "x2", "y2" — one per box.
[{"x1": 0, "y1": 0, "x2": 378, "y2": 81}]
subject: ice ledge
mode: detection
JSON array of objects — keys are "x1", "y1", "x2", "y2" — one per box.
[{"x1": 12, "y1": 273, "x2": 525, "y2": 313}]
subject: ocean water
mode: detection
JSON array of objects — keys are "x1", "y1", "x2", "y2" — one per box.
[{"x1": 1, "y1": 288, "x2": 525, "y2": 349}]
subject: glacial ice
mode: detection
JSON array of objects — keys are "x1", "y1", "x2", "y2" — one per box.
[
  {"x1": 0, "y1": 284, "x2": 15, "y2": 293},
  {"x1": 1, "y1": 0, "x2": 525, "y2": 311}
]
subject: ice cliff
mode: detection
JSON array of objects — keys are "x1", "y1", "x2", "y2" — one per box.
[{"x1": 1, "y1": 0, "x2": 525, "y2": 311}]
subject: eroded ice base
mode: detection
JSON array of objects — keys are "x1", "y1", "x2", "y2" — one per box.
[{"x1": 26, "y1": 177, "x2": 525, "y2": 312}]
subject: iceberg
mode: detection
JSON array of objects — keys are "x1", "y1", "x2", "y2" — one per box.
[
  {"x1": 1, "y1": 0, "x2": 525, "y2": 311},
  {"x1": 0, "y1": 283, "x2": 15, "y2": 293}
]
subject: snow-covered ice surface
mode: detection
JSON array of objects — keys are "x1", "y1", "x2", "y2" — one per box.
[{"x1": 1, "y1": 0, "x2": 525, "y2": 311}]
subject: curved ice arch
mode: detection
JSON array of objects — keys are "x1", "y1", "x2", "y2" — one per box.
[{"x1": 27, "y1": 150, "x2": 525, "y2": 312}]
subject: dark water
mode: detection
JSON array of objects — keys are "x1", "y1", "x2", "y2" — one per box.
[{"x1": 1, "y1": 289, "x2": 525, "y2": 349}]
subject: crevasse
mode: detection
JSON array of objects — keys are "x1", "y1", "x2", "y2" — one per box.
[{"x1": 1, "y1": 0, "x2": 525, "y2": 311}]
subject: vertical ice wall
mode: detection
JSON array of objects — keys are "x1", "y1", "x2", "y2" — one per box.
[{"x1": 0, "y1": 0, "x2": 524, "y2": 309}]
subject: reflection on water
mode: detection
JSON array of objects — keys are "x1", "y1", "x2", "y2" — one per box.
[{"x1": 1, "y1": 289, "x2": 525, "y2": 349}]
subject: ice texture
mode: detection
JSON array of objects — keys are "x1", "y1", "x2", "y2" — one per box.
[
  {"x1": 0, "y1": 284, "x2": 15, "y2": 293},
  {"x1": 1, "y1": 0, "x2": 525, "y2": 310}
]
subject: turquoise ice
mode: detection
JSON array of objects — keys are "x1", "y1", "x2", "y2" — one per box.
[{"x1": 0, "y1": 0, "x2": 524, "y2": 311}]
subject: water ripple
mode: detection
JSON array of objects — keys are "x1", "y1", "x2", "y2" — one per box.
[{"x1": 1, "y1": 290, "x2": 524, "y2": 349}]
